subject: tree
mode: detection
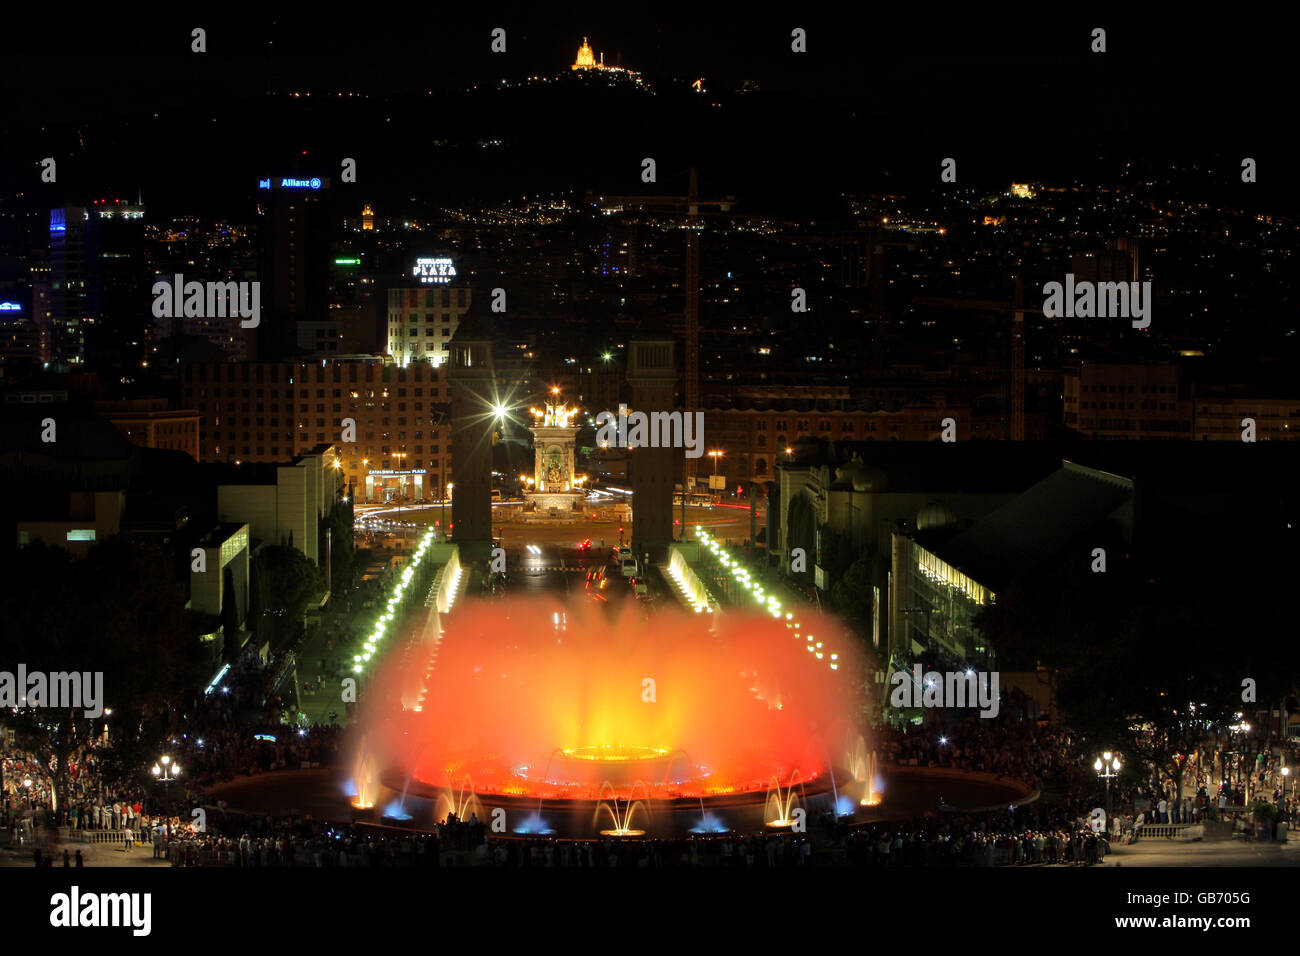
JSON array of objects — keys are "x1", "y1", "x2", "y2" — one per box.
[
  {"x1": 250, "y1": 545, "x2": 324, "y2": 651},
  {"x1": 319, "y1": 498, "x2": 355, "y2": 598},
  {"x1": 786, "y1": 494, "x2": 816, "y2": 586},
  {"x1": 830, "y1": 553, "x2": 874, "y2": 628},
  {"x1": 974, "y1": 515, "x2": 1288, "y2": 803},
  {"x1": 817, "y1": 523, "x2": 855, "y2": 585},
  {"x1": 0, "y1": 536, "x2": 206, "y2": 812}
]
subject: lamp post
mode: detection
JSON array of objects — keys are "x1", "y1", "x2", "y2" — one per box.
[
  {"x1": 443, "y1": 482, "x2": 453, "y2": 541},
  {"x1": 393, "y1": 452, "x2": 407, "y2": 526},
  {"x1": 151, "y1": 755, "x2": 180, "y2": 781},
  {"x1": 1095, "y1": 751, "x2": 1121, "y2": 819}
]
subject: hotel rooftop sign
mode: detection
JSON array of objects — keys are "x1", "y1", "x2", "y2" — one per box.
[{"x1": 412, "y1": 257, "x2": 457, "y2": 284}]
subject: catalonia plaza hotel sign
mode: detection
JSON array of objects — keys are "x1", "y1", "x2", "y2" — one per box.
[{"x1": 412, "y1": 257, "x2": 457, "y2": 284}]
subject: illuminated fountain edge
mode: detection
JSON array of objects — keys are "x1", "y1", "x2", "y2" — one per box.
[{"x1": 370, "y1": 759, "x2": 851, "y2": 837}]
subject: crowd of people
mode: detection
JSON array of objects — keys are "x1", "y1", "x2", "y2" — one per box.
[
  {"x1": 875, "y1": 689, "x2": 1080, "y2": 793},
  {"x1": 147, "y1": 799, "x2": 1115, "y2": 868}
]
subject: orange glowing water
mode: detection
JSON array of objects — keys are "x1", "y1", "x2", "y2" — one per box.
[{"x1": 358, "y1": 598, "x2": 860, "y2": 801}]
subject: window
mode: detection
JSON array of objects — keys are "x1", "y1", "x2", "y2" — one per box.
[{"x1": 67, "y1": 529, "x2": 96, "y2": 542}]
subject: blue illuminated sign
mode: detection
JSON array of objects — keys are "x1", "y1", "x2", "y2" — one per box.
[
  {"x1": 258, "y1": 178, "x2": 271, "y2": 189},
  {"x1": 0, "y1": 302, "x2": 21, "y2": 311},
  {"x1": 50, "y1": 209, "x2": 66, "y2": 233},
  {"x1": 280, "y1": 178, "x2": 322, "y2": 189}
]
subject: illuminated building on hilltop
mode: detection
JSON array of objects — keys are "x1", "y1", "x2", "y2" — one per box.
[
  {"x1": 570, "y1": 37, "x2": 639, "y2": 79},
  {"x1": 572, "y1": 37, "x2": 599, "y2": 70}
]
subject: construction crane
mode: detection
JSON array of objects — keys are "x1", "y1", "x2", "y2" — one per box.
[
  {"x1": 586, "y1": 169, "x2": 734, "y2": 412},
  {"x1": 908, "y1": 276, "x2": 1031, "y2": 441}
]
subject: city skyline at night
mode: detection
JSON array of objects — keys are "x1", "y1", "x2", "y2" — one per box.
[{"x1": 1, "y1": 8, "x2": 1296, "y2": 944}]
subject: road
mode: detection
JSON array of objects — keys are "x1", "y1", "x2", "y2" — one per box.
[{"x1": 354, "y1": 502, "x2": 762, "y2": 552}]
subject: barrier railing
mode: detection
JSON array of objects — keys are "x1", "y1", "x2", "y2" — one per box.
[
  {"x1": 68, "y1": 829, "x2": 135, "y2": 845},
  {"x1": 1132, "y1": 823, "x2": 1203, "y2": 840}
]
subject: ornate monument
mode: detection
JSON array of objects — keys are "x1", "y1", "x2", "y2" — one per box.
[{"x1": 524, "y1": 392, "x2": 586, "y2": 518}]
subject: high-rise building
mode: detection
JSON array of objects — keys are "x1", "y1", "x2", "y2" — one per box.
[
  {"x1": 387, "y1": 274, "x2": 472, "y2": 368},
  {"x1": 256, "y1": 176, "x2": 331, "y2": 360},
  {"x1": 47, "y1": 200, "x2": 148, "y2": 371},
  {"x1": 0, "y1": 293, "x2": 41, "y2": 377},
  {"x1": 29, "y1": 262, "x2": 53, "y2": 365},
  {"x1": 47, "y1": 200, "x2": 148, "y2": 370},
  {"x1": 87, "y1": 198, "x2": 148, "y2": 369},
  {"x1": 48, "y1": 206, "x2": 93, "y2": 367}
]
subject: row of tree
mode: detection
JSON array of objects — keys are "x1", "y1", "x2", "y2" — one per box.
[{"x1": 0, "y1": 538, "x2": 208, "y2": 812}]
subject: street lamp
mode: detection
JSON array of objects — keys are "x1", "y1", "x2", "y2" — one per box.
[
  {"x1": 392, "y1": 451, "x2": 408, "y2": 522},
  {"x1": 708, "y1": 450, "x2": 724, "y2": 476},
  {"x1": 152, "y1": 754, "x2": 181, "y2": 783},
  {"x1": 1095, "y1": 751, "x2": 1121, "y2": 819},
  {"x1": 442, "y1": 482, "x2": 453, "y2": 540}
]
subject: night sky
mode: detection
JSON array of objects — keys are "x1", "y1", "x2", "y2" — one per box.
[{"x1": 1, "y1": 9, "x2": 1295, "y2": 215}]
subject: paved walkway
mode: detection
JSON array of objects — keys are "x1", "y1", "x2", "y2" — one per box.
[
  {"x1": 1098, "y1": 835, "x2": 1298, "y2": 866},
  {"x1": 0, "y1": 833, "x2": 171, "y2": 868}
]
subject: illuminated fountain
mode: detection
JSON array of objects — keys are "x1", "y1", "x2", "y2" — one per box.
[
  {"x1": 848, "y1": 734, "x2": 883, "y2": 807},
  {"x1": 764, "y1": 772, "x2": 807, "y2": 828},
  {"x1": 433, "y1": 775, "x2": 483, "y2": 824},
  {"x1": 595, "y1": 782, "x2": 650, "y2": 836},
  {"x1": 352, "y1": 598, "x2": 864, "y2": 837},
  {"x1": 348, "y1": 743, "x2": 380, "y2": 810}
]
